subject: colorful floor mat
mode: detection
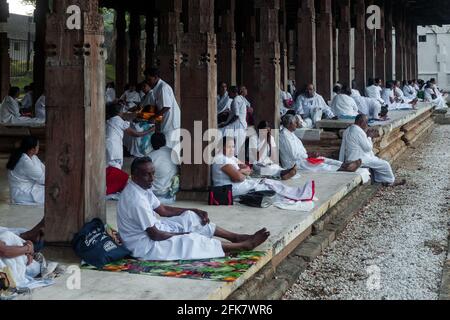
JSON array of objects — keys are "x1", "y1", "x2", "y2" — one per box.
[{"x1": 83, "y1": 251, "x2": 266, "y2": 282}]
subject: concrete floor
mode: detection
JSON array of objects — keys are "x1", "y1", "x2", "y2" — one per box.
[{"x1": 0, "y1": 156, "x2": 363, "y2": 300}]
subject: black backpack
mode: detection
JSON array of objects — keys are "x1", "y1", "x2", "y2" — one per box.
[{"x1": 239, "y1": 190, "x2": 276, "y2": 208}]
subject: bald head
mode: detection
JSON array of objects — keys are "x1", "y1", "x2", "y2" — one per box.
[{"x1": 355, "y1": 114, "x2": 369, "y2": 130}]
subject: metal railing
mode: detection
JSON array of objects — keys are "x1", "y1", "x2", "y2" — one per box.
[{"x1": 9, "y1": 38, "x2": 34, "y2": 77}]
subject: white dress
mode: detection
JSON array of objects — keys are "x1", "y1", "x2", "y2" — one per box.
[
  {"x1": 106, "y1": 116, "x2": 130, "y2": 169},
  {"x1": 8, "y1": 154, "x2": 45, "y2": 205},
  {"x1": 280, "y1": 91, "x2": 294, "y2": 116},
  {"x1": 149, "y1": 146, "x2": 179, "y2": 196},
  {"x1": 117, "y1": 181, "x2": 225, "y2": 261},
  {"x1": 120, "y1": 90, "x2": 142, "y2": 111},
  {"x1": 35, "y1": 95, "x2": 46, "y2": 120},
  {"x1": 105, "y1": 88, "x2": 116, "y2": 104},
  {"x1": 424, "y1": 87, "x2": 448, "y2": 110},
  {"x1": 295, "y1": 93, "x2": 335, "y2": 128},
  {"x1": 381, "y1": 88, "x2": 413, "y2": 111},
  {"x1": 403, "y1": 85, "x2": 417, "y2": 100},
  {"x1": 217, "y1": 93, "x2": 232, "y2": 114},
  {"x1": 21, "y1": 92, "x2": 33, "y2": 110},
  {"x1": 151, "y1": 79, "x2": 181, "y2": 151},
  {"x1": 340, "y1": 124, "x2": 395, "y2": 184},
  {"x1": 248, "y1": 135, "x2": 284, "y2": 177},
  {"x1": 222, "y1": 95, "x2": 248, "y2": 155},
  {"x1": 0, "y1": 96, "x2": 43, "y2": 125},
  {"x1": 365, "y1": 85, "x2": 385, "y2": 105},
  {"x1": 330, "y1": 94, "x2": 359, "y2": 118},
  {"x1": 351, "y1": 89, "x2": 381, "y2": 120}
]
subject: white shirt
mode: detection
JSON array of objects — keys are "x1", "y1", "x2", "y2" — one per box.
[
  {"x1": 248, "y1": 135, "x2": 277, "y2": 165},
  {"x1": 105, "y1": 116, "x2": 130, "y2": 163},
  {"x1": 120, "y1": 90, "x2": 141, "y2": 109},
  {"x1": 1, "y1": 96, "x2": 21, "y2": 123},
  {"x1": 21, "y1": 92, "x2": 33, "y2": 109},
  {"x1": 229, "y1": 95, "x2": 248, "y2": 129},
  {"x1": 280, "y1": 91, "x2": 294, "y2": 115},
  {"x1": 151, "y1": 79, "x2": 181, "y2": 133},
  {"x1": 295, "y1": 93, "x2": 335, "y2": 119},
  {"x1": 217, "y1": 93, "x2": 232, "y2": 114},
  {"x1": 339, "y1": 124, "x2": 375, "y2": 163},
  {"x1": 117, "y1": 181, "x2": 162, "y2": 258},
  {"x1": 330, "y1": 94, "x2": 359, "y2": 118},
  {"x1": 381, "y1": 88, "x2": 395, "y2": 106},
  {"x1": 365, "y1": 85, "x2": 384, "y2": 105},
  {"x1": 212, "y1": 153, "x2": 241, "y2": 188},
  {"x1": 403, "y1": 85, "x2": 417, "y2": 100},
  {"x1": 8, "y1": 154, "x2": 45, "y2": 205},
  {"x1": 149, "y1": 146, "x2": 179, "y2": 196},
  {"x1": 35, "y1": 95, "x2": 45, "y2": 120},
  {"x1": 105, "y1": 88, "x2": 116, "y2": 104},
  {"x1": 279, "y1": 128, "x2": 308, "y2": 169}
]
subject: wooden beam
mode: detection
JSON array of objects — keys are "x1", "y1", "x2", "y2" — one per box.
[
  {"x1": 316, "y1": 0, "x2": 333, "y2": 101},
  {"x1": 45, "y1": 0, "x2": 106, "y2": 243},
  {"x1": 128, "y1": 11, "x2": 142, "y2": 85},
  {"x1": 216, "y1": 0, "x2": 237, "y2": 87},
  {"x1": 374, "y1": 0, "x2": 385, "y2": 82},
  {"x1": 0, "y1": 0, "x2": 9, "y2": 100},
  {"x1": 353, "y1": 0, "x2": 366, "y2": 93},
  {"x1": 32, "y1": 0, "x2": 48, "y2": 107},
  {"x1": 296, "y1": 0, "x2": 316, "y2": 87},
  {"x1": 115, "y1": 7, "x2": 128, "y2": 94},
  {"x1": 338, "y1": 0, "x2": 351, "y2": 85}
]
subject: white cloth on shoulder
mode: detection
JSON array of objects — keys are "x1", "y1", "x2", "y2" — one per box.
[
  {"x1": 106, "y1": 116, "x2": 130, "y2": 169},
  {"x1": 330, "y1": 94, "x2": 359, "y2": 118}
]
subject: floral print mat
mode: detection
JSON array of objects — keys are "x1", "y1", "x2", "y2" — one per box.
[{"x1": 82, "y1": 251, "x2": 266, "y2": 282}]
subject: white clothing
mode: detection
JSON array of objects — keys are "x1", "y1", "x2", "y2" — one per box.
[
  {"x1": 117, "y1": 181, "x2": 224, "y2": 261},
  {"x1": 105, "y1": 88, "x2": 116, "y2": 104},
  {"x1": 330, "y1": 94, "x2": 359, "y2": 118},
  {"x1": 120, "y1": 90, "x2": 141, "y2": 110},
  {"x1": 217, "y1": 92, "x2": 232, "y2": 114},
  {"x1": 8, "y1": 154, "x2": 45, "y2": 205},
  {"x1": 340, "y1": 125, "x2": 395, "y2": 184},
  {"x1": 248, "y1": 135, "x2": 284, "y2": 177},
  {"x1": 0, "y1": 96, "x2": 43, "y2": 124},
  {"x1": 21, "y1": 92, "x2": 33, "y2": 110},
  {"x1": 395, "y1": 87, "x2": 414, "y2": 104},
  {"x1": 280, "y1": 91, "x2": 294, "y2": 116},
  {"x1": 351, "y1": 89, "x2": 381, "y2": 120},
  {"x1": 151, "y1": 79, "x2": 181, "y2": 149},
  {"x1": 365, "y1": 85, "x2": 385, "y2": 105},
  {"x1": 381, "y1": 88, "x2": 413, "y2": 111},
  {"x1": 295, "y1": 93, "x2": 335, "y2": 126},
  {"x1": 403, "y1": 85, "x2": 417, "y2": 100},
  {"x1": 35, "y1": 95, "x2": 45, "y2": 120},
  {"x1": 149, "y1": 146, "x2": 179, "y2": 196},
  {"x1": 222, "y1": 95, "x2": 248, "y2": 155},
  {"x1": 106, "y1": 116, "x2": 130, "y2": 169},
  {"x1": 424, "y1": 87, "x2": 448, "y2": 110}
]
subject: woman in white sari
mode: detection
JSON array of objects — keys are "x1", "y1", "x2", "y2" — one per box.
[{"x1": 7, "y1": 137, "x2": 45, "y2": 205}]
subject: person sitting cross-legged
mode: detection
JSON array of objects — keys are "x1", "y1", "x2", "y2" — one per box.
[
  {"x1": 339, "y1": 114, "x2": 406, "y2": 187},
  {"x1": 117, "y1": 157, "x2": 271, "y2": 261}
]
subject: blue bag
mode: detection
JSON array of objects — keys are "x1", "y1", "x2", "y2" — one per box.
[{"x1": 71, "y1": 218, "x2": 131, "y2": 269}]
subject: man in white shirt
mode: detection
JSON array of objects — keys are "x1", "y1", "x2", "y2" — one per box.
[
  {"x1": 365, "y1": 78, "x2": 385, "y2": 106},
  {"x1": 0, "y1": 87, "x2": 43, "y2": 124},
  {"x1": 105, "y1": 82, "x2": 117, "y2": 104},
  {"x1": 20, "y1": 85, "x2": 33, "y2": 111},
  {"x1": 351, "y1": 81, "x2": 382, "y2": 120},
  {"x1": 35, "y1": 94, "x2": 46, "y2": 121},
  {"x1": 382, "y1": 81, "x2": 414, "y2": 111},
  {"x1": 144, "y1": 68, "x2": 181, "y2": 153},
  {"x1": 294, "y1": 84, "x2": 336, "y2": 128},
  {"x1": 330, "y1": 85, "x2": 360, "y2": 118},
  {"x1": 280, "y1": 86, "x2": 294, "y2": 116},
  {"x1": 117, "y1": 157, "x2": 270, "y2": 261},
  {"x1": 119, "y1": 84, "x2": 142, "y2": 111},
  {"x1": 340, "y1": 114, "x2": 406, "y2": 186}
]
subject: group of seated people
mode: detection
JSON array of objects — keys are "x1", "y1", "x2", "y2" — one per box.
[{"x1": 0, "y1": 84, "x2": 45, "y2": 125}]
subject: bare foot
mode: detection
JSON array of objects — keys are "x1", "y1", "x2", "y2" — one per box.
[
  {"x1": 383, "y1": 179, "x2": 406, "y2": 187},
  {"x1": 338, "y1": 159, "x2": 362, "y2": 172},
  {"x1": 281, "y1": 165, "x2": 297, "y2": 180},
  {"x1": 242, "y1": 229, "x2": 270, "y2": 250},
  {"x1": 233, "y1": 234, "x2": 253, "y2": 243}
]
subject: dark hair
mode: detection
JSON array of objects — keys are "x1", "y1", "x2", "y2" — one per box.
[
  {"x1": 144, "y1": 67, "x2": 160, "y2": 78},
  {"x1": 385, "y1": 80, "x2": 394, "y2": 89},
  {"x1": 374, "y1": 78, "x2": 382, "y2": 84},
  {"x1": 106, "y1": 103, "x2": 122, "y2": 120},
  {"x1": 6, "y1": 136, "x2": 39, "y2": 171},
  {"x1": 221, "y1": 136, "x2": 235, "y2": 150},
  {"x1": 8, "y1": 87, "x2": 20, "y2": 98},
  {"x1": 257, "y1": 120, "x2": 270, "y2": 131},
  {"x1": 131, "y1": 157, "x2": 153, "y2": 176},
  {"x1": 228, "y1": 86, "x2": 239, "y2": 95},
  {"x1": 333, "y1": 84, "x2": 342, "y2": 94},
  {"x1": 355, "y1": 114, "x2": 367, "y2": 124},
  {"x1": 151, "y1": 133, "x2": 166, "y2": 151},
  {"x1": 106, "y1": 82, "x2": 115, "y2": 89},
  {"x1": 340, "y1": 84, "x2": 352, "y2": 96}
]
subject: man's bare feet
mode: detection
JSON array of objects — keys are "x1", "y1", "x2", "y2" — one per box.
[
  {"x1": 338, "y1": 159, "x2": 362, "y2": 173},
  {"x1": 242, "y1": 228, "x2": 270, "y2": 250},
  {"x1": 281, "y1": 165, "x2": 297, "y2": 181},
  {"x1": 383, "y1": 179, "x2": 406, "y2": 187}
]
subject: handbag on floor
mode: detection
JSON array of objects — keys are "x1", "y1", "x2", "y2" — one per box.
[
  {"x1": 208, "y1": 185, "x2": 233, "y2": 206},
  {"x1": 239, "y1": 190, "x2": 276, "y2": 208}
]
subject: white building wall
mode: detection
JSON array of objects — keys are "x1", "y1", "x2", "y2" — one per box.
[{"x1": 417, "y1": 25, "x2": 450, "y2": 90}]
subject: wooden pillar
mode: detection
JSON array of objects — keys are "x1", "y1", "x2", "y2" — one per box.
[
  {"x1": 332, "y1": 18, "x2": 338, "y2": 83},
  {"x1": 413, "y1": 25, "x2": 418, "y2": 79},
  {"x1": 0, "y1": 0, "x2": 9, "y2": 99},
  {"x1": 315, "y1": 0, "x2": 333, "y2": 100},
  {"x1": 374, "y1": 0, "x2": 385, "y2": 82},
  {"x1": 241, "y1": 1, "x2": 256, "y2": 90},
  {"x1": 45, "y1": 0, "x2": 106, "y2": 243},
  {"x1": 394, "y1": 5, "x2": 403, "y2": 81},
  {"x1": 145, "y1": 11, "x2": 156, "y2": 69},
  {"x1": 128, "y1": 11, "x2": 142, "y2": 85},
  {"x1": 296, "y1": 0, "x2": 316, "y2": 87},
  {"x1": 353, "y1": 0, "x2": 366, "y2": 93},
  {"x1": 179, "y1": 0, "x2": 217, "y2": 193},
  {"x1": 279, "y1": 0, "x2": 288, "y2": 90},
  {"x1": 115, "y1": 7, "x2": 128, "y2": 94},
  {"x1": 253, "y1": 0, "x2": 281, "y2": 126},
  {"x1": 216, "y1": 0, "x2": 237, "y2": 86},
  {"x1": 401, "y1": 15, "x2": 408, "y2": 81},
  {"x1": 33, "y1": 0, "x2": 48, "y2": 105},
  {"x1": 155, "y1": 0, "x2": 182, "y2": 102},
  {"x1": 384, "y1": 0, "x2": 393, "y2": 81},
  {"x1": 338, "y1": 0, "x2": 351, "y2": 85},
  {"x1": 365, "y1": 0, "x2": 375, "y2": 82},
  {"x1": 408, "y1": 22, "x2": 414, "y2": 80}
]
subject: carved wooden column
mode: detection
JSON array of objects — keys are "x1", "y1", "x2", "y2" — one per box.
[
  {"x1": 384, "y1": 0, "x2": 393, "y2": 81},
  {"x1": 155, "y1": 0, "x2": 182, "y2": 101},
  {"x1": 128, "y1": 11, "x2": 142, "y2": 85},
  {"x1": 241, "y1": 1, "x2": 256, "y2": 91},
  {"x1": 412, "y1": 24, "x2": 418, "y2": 79},
  {"x1": 45, "y1": 0, "x2": 106, "y2": 243},
  {"x1": 145, "y1": 10, "x2": 156, "y2": 69},
  {"x1": 0, "y1": 0, "x2": 9, "y2": 100},
  {"x1": 374, "y1": 0, "x2": 385, "y2": 82},
  {"x1": 297, "y1": 0, "x2": 316, "y2": 87},
  {"x1": 338, "y1": 0, "x2": 351, "y2": 85},
  {"x1": 279, "y1": 0, "x2": 288, "y2": 90},
  {"x1": 365, "y1": 0, "x2": 375, "y2": 82},
  {"x1": 115, "y1": 7, "x2": 128, "y2": 94},
  {"x1": 253, "y1": 0, "x2": 281, "y2": 126},
  {"x1": 179, "y1": 0, "x2": 217, "y2": 194},
  {"x1": 394, "y1": 4, "x2": 403, "y2": 81},
  {"x1": 216, "y1": 0, "x2": 236, "y2": 86},
  {"x1": 354, "y1": 0, "x2": 367, "y2": 93},
  {"x1": 33, "y1": 0, "x2": 48, "y2": 105},
  {"x1": 316, "y1": 0, "x2": 333, "y2": 101}
]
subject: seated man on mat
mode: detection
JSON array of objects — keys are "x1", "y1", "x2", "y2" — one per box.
[
  {"x1": 117, "y1": 157, "x2": 270, "y2": 261},
  {"x1": 339, "y1": 114, "x2": 406, "y2": 187}
]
